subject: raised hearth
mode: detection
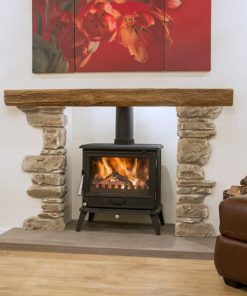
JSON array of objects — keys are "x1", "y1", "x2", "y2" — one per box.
[{"x1": 0, "y1": 222, "x2": 215, "y2": 260}]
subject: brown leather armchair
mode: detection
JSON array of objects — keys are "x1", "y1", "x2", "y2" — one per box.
[{"x1": 214, "y1": 196, "x2": 247, "y2": 288}]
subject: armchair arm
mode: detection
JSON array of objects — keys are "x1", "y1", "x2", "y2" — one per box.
[{"x1": 219, "y1": 196, "x2": 247, "y2": 241}]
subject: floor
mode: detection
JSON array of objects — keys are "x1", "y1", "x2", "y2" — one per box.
[
  {"x1": 0, "y1": 250, "x2": 246, "y2": 296},
  {"x1": 0, "y1": 221, "x2": 215, "y2": 259}
]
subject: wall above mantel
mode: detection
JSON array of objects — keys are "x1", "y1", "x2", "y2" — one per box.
[{"x1": 4, "y1": 89, "x2": 233, "y2": 107}]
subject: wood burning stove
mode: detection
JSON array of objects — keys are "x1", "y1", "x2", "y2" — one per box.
[{"x1": 76, "y1": 107, "x2": 164, "y2": 234}]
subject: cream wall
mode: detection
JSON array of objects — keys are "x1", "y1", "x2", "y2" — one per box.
[{"x1": 1, "y1": 0, "x2": 247, "y2": 233}]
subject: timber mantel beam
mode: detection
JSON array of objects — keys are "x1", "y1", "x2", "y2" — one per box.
[{"x1": 4, "y1": 89, "x2": 233, "y2": 107}]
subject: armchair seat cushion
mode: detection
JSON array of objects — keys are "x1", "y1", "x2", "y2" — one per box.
[{"x1": 219, "y1": 196, "x2": 247, "y2": 242}]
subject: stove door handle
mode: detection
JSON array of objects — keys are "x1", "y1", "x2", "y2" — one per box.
[{"x1": 78, "y1": 175, "x2": 84, "y2": 196}]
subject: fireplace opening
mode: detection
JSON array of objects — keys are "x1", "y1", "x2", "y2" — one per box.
[{"x1": 76, "y1": 107, "x2": 164, "y2": 235}]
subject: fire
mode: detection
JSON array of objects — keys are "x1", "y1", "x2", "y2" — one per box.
[{"x1": 91, "y1": 157, "x2": 149, "y2": 190}]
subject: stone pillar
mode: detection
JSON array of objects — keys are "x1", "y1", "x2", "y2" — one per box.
[
  {"x1": 19, "y1": 107, "x2": 67, "y2": 231},
  {"x1": 176, "y1": 107, "x2": 222, "y2": 237}
]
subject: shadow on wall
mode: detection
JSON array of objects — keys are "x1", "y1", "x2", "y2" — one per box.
[{"x1": 161, "y1": 165, "x2": 176, "y2": 225}]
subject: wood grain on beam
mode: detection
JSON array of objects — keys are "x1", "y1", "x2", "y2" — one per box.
[{"x1": 4, "y1": 89, "x2": 233, "y2": 107}]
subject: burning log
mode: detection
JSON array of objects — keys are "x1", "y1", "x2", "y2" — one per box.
[
  {"x1": 94, "y1": 171, "x2": 133, "y2": 190},
  {"x1": 112, "y1": 171, "x2": 133, "y2": 187}
]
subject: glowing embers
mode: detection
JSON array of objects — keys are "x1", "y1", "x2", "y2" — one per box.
[{"x1": 90, "y1": 157, "x2": 149, "y2": 191}]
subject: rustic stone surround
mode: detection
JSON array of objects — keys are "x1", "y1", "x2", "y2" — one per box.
[
  {"x1": 19, "y1": 107, "x2": 67, "y2": 231},
  {"x1": 176, "y1": 107, "x2": 223, "y2": 237},
  {"x1": 17, "y1": 105, "x2": 222, "y2": 236}
]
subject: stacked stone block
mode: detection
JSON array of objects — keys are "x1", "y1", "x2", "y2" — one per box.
[
  {"x1": 176, "y1": 107, "x2": 222, "y2": 237},
  {"x1": 20, "y1": 107, "x2": 67, "y2": 231}
]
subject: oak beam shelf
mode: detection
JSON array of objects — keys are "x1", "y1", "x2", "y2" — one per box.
[{"x1": 4, "y1": 89, "x2": 233, "y2": 107}]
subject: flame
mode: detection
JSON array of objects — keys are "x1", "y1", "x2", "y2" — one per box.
[{"x1": 92, "y1": 157, "x2": 149, "y2": 190}]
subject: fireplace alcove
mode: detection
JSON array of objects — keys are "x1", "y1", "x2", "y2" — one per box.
[{"x1": 4, "y1": 88, "x2": 233, "y2": 237}]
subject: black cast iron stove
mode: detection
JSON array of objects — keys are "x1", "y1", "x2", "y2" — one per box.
[{"x1": 76, "y1": 107, "x2": 164, "y2": 234}]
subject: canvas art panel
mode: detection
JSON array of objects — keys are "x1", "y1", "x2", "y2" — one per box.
[
  {"x1": 32, "y1": 0, "x2": 211, "y2": 73},
  {"x1": 32, "y1": 0, "x2": 75, "y2": 73}
]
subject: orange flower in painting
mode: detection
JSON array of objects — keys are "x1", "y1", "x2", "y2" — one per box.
[
  {"x1": 76, "y1": 0, "x2": 120, "y2": 42},
  {"x1": 166, "y1": 0, "x2": 183, "y2": 9},
  {"x1": 74, "y1": 0, "x2": 122, "y2": 68},
  {"x1": 118, "y1": 4, "x2": 177, "y2": 64},
  {"x1": 150, "y1": 0, "x2": 183, "y2": 10},
  {"x1": 150, "y1": 7, "x2": 174, "y2": 46},
  {"x1": 118, "y1": 12, "x2": 156, "y2": 63}
]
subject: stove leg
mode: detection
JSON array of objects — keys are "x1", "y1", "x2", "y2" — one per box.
[
  {"x1": 88, "y1": 212, "x2": 95, "y2": 222},
  {"x1": 159, "y1": 210, "x2": 165, "y2": 225},
  {"x1": 151, "y1": 214, "x2": 161, "y2": 235},
  {"x1": 76, "y1": 210, "x2": 87, "y2": 232}
]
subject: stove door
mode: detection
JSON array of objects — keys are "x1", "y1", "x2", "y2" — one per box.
[{"x1": 82, "y1": 149, "x2": 161, "y2": 210}]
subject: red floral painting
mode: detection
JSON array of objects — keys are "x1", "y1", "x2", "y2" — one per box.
[{"x1": 32, "y1": 0, "x2": 211, "y2": 73}]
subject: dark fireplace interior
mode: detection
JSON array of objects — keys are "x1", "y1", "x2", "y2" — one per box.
[{"x1": 76, "y1": 107, "x2": 164, "y2": 234}]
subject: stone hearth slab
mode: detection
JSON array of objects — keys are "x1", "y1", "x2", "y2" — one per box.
[{"x1": 0, "y1": 222, "x2": 215, "y2": 259}]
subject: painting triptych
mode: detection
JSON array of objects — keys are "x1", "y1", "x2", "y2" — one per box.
[{"x1": 32, "y1": 0, "x2": 211, "y2": 73}]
